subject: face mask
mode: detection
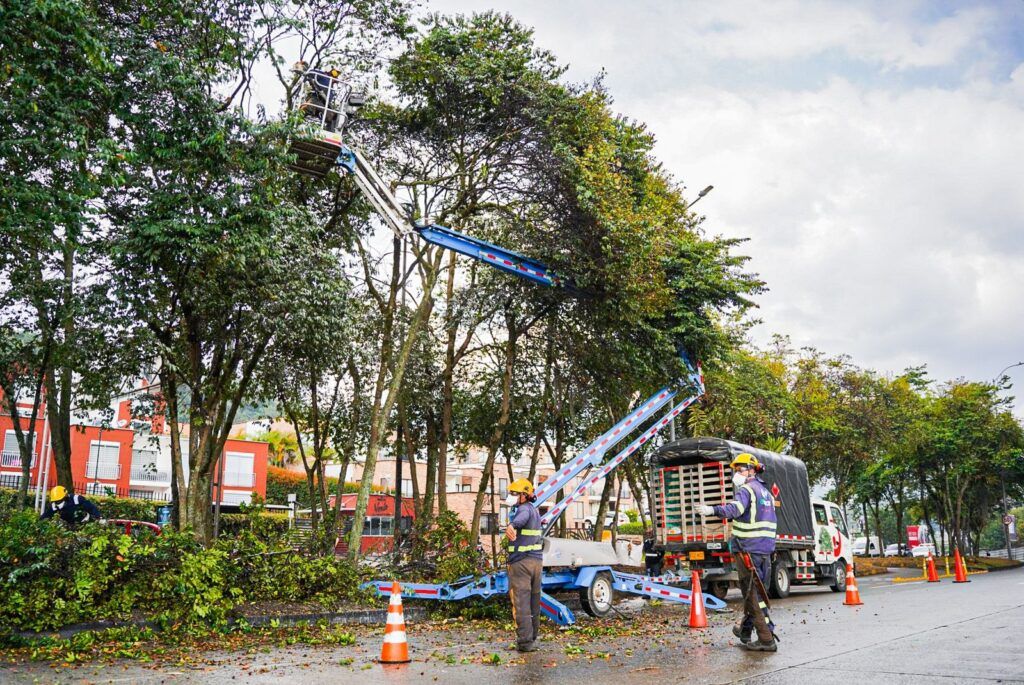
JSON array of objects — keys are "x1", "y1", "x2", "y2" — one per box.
[
  {"x1": 505, "y1": 494, "x2": 519, "y2": 507},
  {"x1": 732, "y1": 473, "x2": 747, "y2": 488},
  {"x1": 56, "y1": 501, "x2": 65, "y2": 510}
]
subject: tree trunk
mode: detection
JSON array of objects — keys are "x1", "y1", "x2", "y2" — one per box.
[
  {"x1": 470, "y1": 323, "x2": 518, "y2": 542},
  {"x1": 420, "y1": 410, "x2": 438, "y2": 524},
  {"x1": 348, "y1": 246, "x2": 442, "y2": 559},
  {"x1": 42, "y1": 369, "x2": 74, "y2": 492},
  {"x1": 592, "y1": 475, "x2": 615, "y2": 542},
  {"x1": 437, "y1": 251, "x2": 458, "y2": 515}
]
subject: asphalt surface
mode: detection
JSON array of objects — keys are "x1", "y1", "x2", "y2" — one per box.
[{"x1": 4, "y1": 565, "x2": 1023, "y2": 684}]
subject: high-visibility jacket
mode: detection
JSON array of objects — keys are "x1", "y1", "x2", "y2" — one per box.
[
  {"x1": 508, "y1": 502, "x2": 543, "y2": 563},
  {"x1": 713, "y1": 476, "x2": 777, "y2": 555}
]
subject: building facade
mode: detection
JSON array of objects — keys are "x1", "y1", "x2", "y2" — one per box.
[{"x1": 0, "y1": 387, "x2": 268, "y2": 507}]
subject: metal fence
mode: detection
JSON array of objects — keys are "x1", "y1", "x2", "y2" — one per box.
[{"x1": 980, "y1": 547, "x2": 1024, "y2": 561}]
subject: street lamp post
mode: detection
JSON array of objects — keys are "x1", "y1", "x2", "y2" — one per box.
[
  {"x1": 688, "y1": 185, "x2": 714, "y2": 209},
  {"x1": 995, "y1": 361, "x2": 1023, "y2": 560}
]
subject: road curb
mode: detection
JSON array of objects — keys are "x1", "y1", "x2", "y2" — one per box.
[{"x1": 12, "y1": 606, "x2": 427, "y2": 641}]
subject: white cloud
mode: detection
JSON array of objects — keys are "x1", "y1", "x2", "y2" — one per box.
[{"x1": 423, "y1": 0, "x2": 1024, "y2": 399}]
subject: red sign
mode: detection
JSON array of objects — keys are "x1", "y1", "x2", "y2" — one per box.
[{"x1": 906, "y1": 525, "x2": 921, "y2": 548}]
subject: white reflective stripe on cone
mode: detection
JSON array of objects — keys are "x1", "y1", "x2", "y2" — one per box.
[
  {"x1": 386, "y1": 613, "x2": 405, "y2": 626},
  {"x1": 390, "y1": 594, "x2": 403, "y2": 606},
  {"x1": 383, "y1": 631, "x2": 407, "y2": 644}
]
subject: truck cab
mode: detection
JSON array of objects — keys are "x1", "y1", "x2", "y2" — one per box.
[{"x1": 810, "y1": 498, "x2": 853, "y2": 590}]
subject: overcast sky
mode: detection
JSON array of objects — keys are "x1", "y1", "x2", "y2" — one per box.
[{"x1": 426, "y1": 0, "x2": 1024, "y2": 406}]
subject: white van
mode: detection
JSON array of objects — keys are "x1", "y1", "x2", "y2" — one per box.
[{"x1": 853, "y1": 535, "x2": 882, "y2": 557}]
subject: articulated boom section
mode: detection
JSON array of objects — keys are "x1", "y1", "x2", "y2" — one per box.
[
  {"x1": 538, "y1": 357, "x2": 705, "y2": 533},
  {"x1": 531, "y1": 386, "x2": 677, "y2": 507}
]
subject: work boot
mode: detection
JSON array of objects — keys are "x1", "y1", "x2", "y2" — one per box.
[
  {"x1": 732, "y1": 625, "x2": 752, "y2": 643},
  {"x1": 517, "y1": 641, "x2": 539, "y2": 653},
  {"x1": 744, "y1": 639, "x2": 778, "y2": 652}
]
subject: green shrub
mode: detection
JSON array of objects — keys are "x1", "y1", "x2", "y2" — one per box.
[
  {"x1": 91, "y1": 495, "x2": 159, "y2": 522},
  {"x1": 0, "y1": 504, "x2": 365, "y2": 633},
  {"x1": 618, "y1": 522, "x2": 644, "y2": 535},
  {"x1": 409, "y1": 510, "x2": 477, "y2": 582},
  {"x1": 218, "y1": 512, "x2": 290, "y2": 538}
]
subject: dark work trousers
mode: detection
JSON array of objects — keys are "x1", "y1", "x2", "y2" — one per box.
[
  {"x1": 508, "y1": 556, "x2": 542, "y2": 646},
  {"x1": 736, "y1": 552, "x2": 775, "y2": 643},
  {"x1": 645, "y1": 561, "x2": 663, "y2": 577}
]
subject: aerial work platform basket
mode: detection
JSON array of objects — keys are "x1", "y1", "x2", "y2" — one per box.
[{"x1": 287, "y1": 63, "x2": 365, "y2": 178}]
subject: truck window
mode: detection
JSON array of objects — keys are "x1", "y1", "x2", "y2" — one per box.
[
  {"x1": 829, "y1": 506, "x2": 849, "y2": 537},
  {"x1": 813, "y1": 504, "x2": 828, "y2": 526}
]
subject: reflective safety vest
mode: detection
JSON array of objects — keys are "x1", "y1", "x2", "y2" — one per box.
[
  {"x1": 721, "y1": 477, "x2": 777, "y2": 555},
  {"x1": 508, "y1": 502, "x2": 544, "y2": 562}
]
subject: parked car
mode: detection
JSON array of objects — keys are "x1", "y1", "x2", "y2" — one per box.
[
  {"x1": 583, "y1": 511, "x2": 630, "y2": 529},
  {"x1": 853, "y1": 535, "x2": 882, "y2": 556},
  {"x1": 884, "y1": 543, "x2": 909, "y2": 557},
  {"x1": 911, "y1": 543, "x2": 937, "y2": 558}
]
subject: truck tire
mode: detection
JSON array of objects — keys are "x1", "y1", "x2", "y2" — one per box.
[
  {"x1": 768, "y1": 560, "x2": 791, "y2": 599},
  {"x1": 830, "y1": 561, "x2": 847, "y2": 593},
  {"x1": 580, "y1": 572, "x2": 614, "y2": 617},
  {"x1": 709, "y1": 581, "x2": 730, "y2": 601}
]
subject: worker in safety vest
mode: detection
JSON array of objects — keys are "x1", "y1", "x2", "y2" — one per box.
[
  {"x1": 698, "y1": 452, "x2": 778, "y2": 652},
  {"x1": 642, "y1": 529, "x2": 664, "y2": 577},
  {"x1": 40, "y1": 486, "x2": 103, "y2": 526},
  {"x1": 505, "y1": 478, "x2": 543, "y2": 652}
]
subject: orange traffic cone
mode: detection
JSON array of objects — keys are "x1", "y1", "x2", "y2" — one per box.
[
  {"x1": 380, "y1": 581, "x2": 411, "y2": 664},
  {"x1": 843, "y1": 564, "x2": 863, "y2": 606},
  {"x1": 688, "y1": 569, "x2": 708, "y2": 628},
  {"x1": 926, "y1": 553, "x2": 940, "y2": 582},
  {"x1": 953, "y1": 548, "x2": 970, "y2": 583}
]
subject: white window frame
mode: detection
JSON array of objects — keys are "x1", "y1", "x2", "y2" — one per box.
[
  {"x1": 86, "y1": 440, "x2": 122, "y2": 480},
  {"x1": 223, "y1": 451, "x2": 255, "y2": 488}
]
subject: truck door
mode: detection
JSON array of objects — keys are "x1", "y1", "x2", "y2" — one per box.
[
  {"x1": 829, "y1": 505, "x2": 852, "y2": 563},
  {"x1": 813, "y1": 503, "x2": 834, "y2": 563}
]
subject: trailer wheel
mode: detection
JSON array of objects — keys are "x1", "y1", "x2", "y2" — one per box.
[
  {"x1": 580, "y1": 572, "x2": 614, "y2": 617},
  {"x1": 768, "y1": 560, "x2": 791, "y2": 599},
  {"x1": 709, "y1": 581, "x2": 730, "y2": 601},
  {"x1": 830, "y1": 561, "x2": 847, "y2": 593}
]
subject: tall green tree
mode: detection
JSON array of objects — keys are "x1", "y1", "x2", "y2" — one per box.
[{"x1": 0, "y1": 0, "x2": 131, "y2": 492}]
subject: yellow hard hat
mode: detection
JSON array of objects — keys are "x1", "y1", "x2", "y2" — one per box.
[
  {"x1": 730, "y1": 453, "x2": 761, "y2": 470},
  {"x1": 508, "y1": 478, "x2": 535, "y2": 496},
  {"x1": 49, "y1": 485, "x2": 68, "y2": 502}
]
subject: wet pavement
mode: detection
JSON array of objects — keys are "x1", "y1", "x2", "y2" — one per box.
[{"x1": 4, "y1": 565, "x2": 1023, "y2": 684}]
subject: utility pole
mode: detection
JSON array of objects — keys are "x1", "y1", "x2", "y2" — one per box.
[
  {"x1": 994, "y1": 362, "x2": 1022, "y2": 559},
  {"x1": 1001, "y1": 470, "x2": 1012, "y2": 560}
]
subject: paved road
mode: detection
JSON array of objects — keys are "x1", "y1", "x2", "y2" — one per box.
[{"x1": 4, "y1": 566, "x2": 1023, "y2": 684}]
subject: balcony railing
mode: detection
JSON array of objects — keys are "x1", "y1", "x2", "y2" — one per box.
[
  {"x1": 222, "y1": 471, "x2": 255, "y2": 487},
  {"x1": 130, "y1": 465, "x2": 170, "y2": 482},
  {"x1": 1, "y1": 451, "x2": 34, "y2": 468},
  {"x1": 84, "y1": 461, "x2": 121, "y2": 480}
]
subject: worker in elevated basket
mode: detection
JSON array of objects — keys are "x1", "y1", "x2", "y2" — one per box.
[
  {"x1": 698, "y1": 453, "x2": 779, "y2": 652},
  {"x1": 505, "y1": 478, "x2": 543, "y2": 652}
]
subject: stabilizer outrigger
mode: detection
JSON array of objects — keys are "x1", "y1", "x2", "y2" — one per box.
[{"x1": 289, "y1": 66, "x2": 720, "y2": 624}]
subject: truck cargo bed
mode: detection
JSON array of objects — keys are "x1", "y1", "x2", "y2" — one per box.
[{"x1": 652, "y1": 437, "x2": 815, "y2": 551}]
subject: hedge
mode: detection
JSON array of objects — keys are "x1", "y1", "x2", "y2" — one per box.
[
  {"x1": 0, "y1": 488, "x2": 159, "y2": 522},
  {"x1": 265, "y1": 466, "x2": 383, "y2": 507},
  {"x1": 0, "y1": 505, "x2": 365, "y2": 633}
]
